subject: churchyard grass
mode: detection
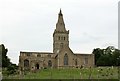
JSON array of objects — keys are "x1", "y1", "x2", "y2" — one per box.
[{"x1": 3, "y1": 66, "x2": 119, "y2": 79}]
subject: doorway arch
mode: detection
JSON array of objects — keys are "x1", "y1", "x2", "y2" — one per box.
[
  {"x1": 35, "y1": 63, "x2": 39, "y2": 69},
  {"x1": 48, "y1": 60, "x2": 52, "y2": 67}
]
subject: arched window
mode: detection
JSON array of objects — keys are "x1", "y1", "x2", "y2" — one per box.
[
  {"x1": 24, "y1": 59, "x2": 29, "y2": 67},
  {"x1": 58, "y1": 36, "x2": 60, "y2": 40},
  {"x1": 64, "y1": 37, "x2": 65, "y2": 40},
  {"x1": 64, "y1": 54, "x2": 68, "y2": 65},
  {"x1": 75, "y1": 59, "x2": 77, "y2": 66},
  {"x1": 26, "y1": 53, "x2": 30, "y2": 56},
  {"x1": 37, "y1": 54, "x2": 41, "y2": 57},
  {"x1": 48, "y1": 60, "x2": 52, "y2": 67},
  {"x1": 84, "y1": 58, "x2": 88, "y2": 64},
  {"x1": 61, "y1": 37, "x2": 63, "y2": 40},
  {"x1": 60, "y1": 43, "x2": 63, "y2": 48}
]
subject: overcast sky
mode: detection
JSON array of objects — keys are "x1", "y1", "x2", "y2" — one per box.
[{"x1": 0, "y1": 0, "x2": 119, "y2": 65}]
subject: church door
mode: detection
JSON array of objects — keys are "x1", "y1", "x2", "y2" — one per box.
[{"x1": 35, "y1": 63, "x2": 39, "y2": 69}]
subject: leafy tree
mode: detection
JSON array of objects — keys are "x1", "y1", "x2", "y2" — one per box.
[
  {"x1": 112, "y1": 49, "x2": 120, "y2": 66},
  {"x1": 0, "y1": 44, "x2": 10, "y2": 67},
  {"x1": 7, "y1": 64, "x2": 18, "y2": 75},
  {"x1": 92, "y1": 48, "x2": 103, "y2": 65},
  {"x1": 93, "y1": 46, "x2": 120, "y2": 66},
  {"x1": 0, "y1": 44, "x2": 18, "y2": 75}
]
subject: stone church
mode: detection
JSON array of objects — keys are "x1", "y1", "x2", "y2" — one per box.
[{"x1": 19, "y1": 10, "x2": 94, "y2": 71}]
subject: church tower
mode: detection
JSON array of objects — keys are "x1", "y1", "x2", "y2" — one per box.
[{"x1": 53, "y1": 9, "x2": 69, "y2": 53}]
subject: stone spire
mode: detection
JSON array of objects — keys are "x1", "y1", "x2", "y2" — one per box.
[
  {"x1": 56, "y1": 9, "x2": 66, "y2": 32},
  {"x1": 59, "y1": 9, "x2": 62, "y2": 16}
]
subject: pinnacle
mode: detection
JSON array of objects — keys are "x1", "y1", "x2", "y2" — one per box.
[{"x1": 59, "y1": 8, "x2": 62, "y2": 16}]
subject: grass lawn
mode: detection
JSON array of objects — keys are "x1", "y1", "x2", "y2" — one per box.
[{"x1": 3, "y1": 67, "x2": 119, "y2": 79}]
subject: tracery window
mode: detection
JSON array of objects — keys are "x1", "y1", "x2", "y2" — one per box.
[
  {"x1": 64, "y1": 53, "x2": 68, "y2": 65},
  {"x1": 24, "y1": 59, "x2": 29, "y2": 67}
]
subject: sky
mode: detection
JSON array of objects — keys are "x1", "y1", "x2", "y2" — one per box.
[{"x1": 0, "y1": 0, "x2": 119, "y2": 65}]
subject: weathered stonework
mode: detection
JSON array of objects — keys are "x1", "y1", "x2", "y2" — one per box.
[{"x1": 19, "y1": 9, "x2": 94, "y2": 71}]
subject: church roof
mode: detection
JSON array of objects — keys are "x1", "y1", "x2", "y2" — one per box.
[
  {"x1": 20, "y1": 51, "x2": 54, "y2": 54},
  {"x1": 74, "y1": 53, "x2": 93, "y2": 55}
]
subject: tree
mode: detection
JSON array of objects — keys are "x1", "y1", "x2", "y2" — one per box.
[
  {"x1": 92, "y1": 48, "x2": 103, "y2": 65},
  {"x1": 0, "y1": 44, "x2": 18, "y2": 75},
  {"x1": 112, "y1": 49, "x2": 120, "y2": 66},
  {"x1": 0, "y1": 44, "x2": 10, "y2": 67},
  {"x1": 7, "y1": 64, "x2": 18, "y2": 75},
  {"x1": 92, "y1": 46, "x2": 120, "y2": 66}
]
